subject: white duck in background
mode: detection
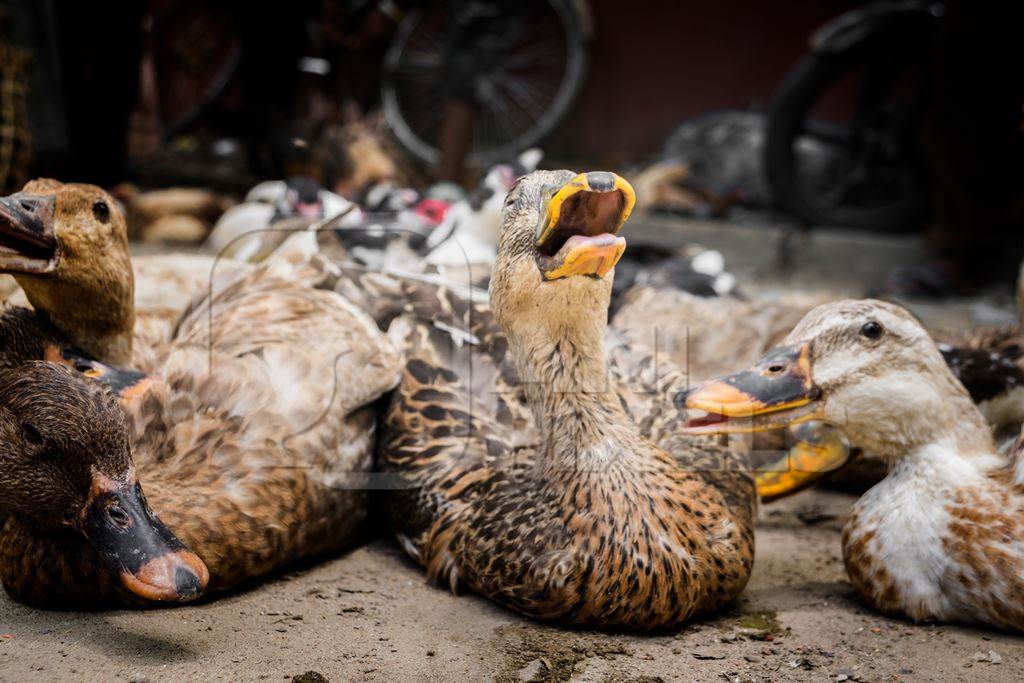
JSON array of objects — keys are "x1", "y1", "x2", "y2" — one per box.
[
  {"x1": 206, "y1": 177, "x2": 361, "y2": 261},
  {"x1": 423, "y1": 149, "x2": 543, "y2": 281}
]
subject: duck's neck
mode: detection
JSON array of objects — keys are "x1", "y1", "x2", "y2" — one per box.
[
  {"x1": 876, "y1": 383, "x2": 998, "y2": 476},
  {"x1": 507, "y1": 311, "x2": 643, "y2": 471},
  {"x1": 17, "y1": 272, "x2": 134, "y2": 367}
]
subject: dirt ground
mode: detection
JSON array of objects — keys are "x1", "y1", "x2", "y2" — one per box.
[
  {"x1": 2, "y1": 490, "x2": 1023, "y2": 682},
  {"x1": 1, "y1": 217, "x2": 1022, "y2": 681}
]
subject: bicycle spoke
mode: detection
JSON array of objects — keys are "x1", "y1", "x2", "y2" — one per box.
[{"x1": 394, "y1": 52, "x2": 443, "y2": 75}]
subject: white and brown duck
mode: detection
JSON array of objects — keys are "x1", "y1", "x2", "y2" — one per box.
[{"x1": 683, "y1": 299, "x2": 1024, "y2": 631}]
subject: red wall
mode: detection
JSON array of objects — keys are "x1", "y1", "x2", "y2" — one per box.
[{"x1": 546, "y1": 0, "x2": 858, "y2": 164}]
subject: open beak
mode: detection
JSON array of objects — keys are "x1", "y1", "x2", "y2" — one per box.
[
  {"x1": 755, "y1": 421, "x2": 852, "y2": 502},
  {"x1": 534, "y1": 172, "x2": 635, "y2": 280},
  {"x1": 679, "y1": 342, "x2": 855, "y2": 501},
  {"x1": 679, "y1": 342, "x2": 822, "y2": 434},
  {"x1": 0, "y1": 193, "x2": 58, "y2": 275},
  {"x1": 77, "y1": 474, "x2": 209, "y2": 602}
]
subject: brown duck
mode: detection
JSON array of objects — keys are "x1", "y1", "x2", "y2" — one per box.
[
  {"x1": 0, "y1": 180, "x2": 400, "y2": 607},
  {"x1": 379, "y1": 170, "x2": 756, "y2": 631}
]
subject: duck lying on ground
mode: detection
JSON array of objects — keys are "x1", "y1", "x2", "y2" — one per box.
[
  {"x1": 683, "y1": 299, "x2": 1024, "y2": 631},
  {"x1": 0, "y1": 180, "x2": 400, "y2": 607}
]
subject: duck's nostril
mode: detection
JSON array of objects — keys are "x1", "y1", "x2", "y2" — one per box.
[
  {"x1": 106, "y1": 503, "x2": 131, "y2": 528},
  {"x1": 173, "y1": 566, "x2": 203, "y2": 599}
]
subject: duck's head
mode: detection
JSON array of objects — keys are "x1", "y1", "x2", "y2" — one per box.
[
  {"x1": 489, "y1": 170, "x2": 635, "y2": 337},
  {"x1": 0, "y1": 179, "x2": 134, "y2": 366},
  {"x1": 682, "y1": 299, "x2": 992, "y2": 492},
  {"x1": 0, "y1": 362, "x2": 209, "y2": 602}
]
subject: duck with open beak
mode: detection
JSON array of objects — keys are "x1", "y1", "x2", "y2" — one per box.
[
  {"x1": 680, "y1": 342, "x2": 852, "y2": 500},
  {"x1": 0, "y1": 193, "x2": 58, "y2": 275},
  {"x1": 533, "y1": 171, "x2": 635, "y2": 281}
]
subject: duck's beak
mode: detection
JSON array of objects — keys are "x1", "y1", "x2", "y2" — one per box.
[
  {"x1": 57, "y1": 350, "x2": 154, "y2": 404},
  {"x1": 534, "y1": 172, "x2": 635, "y2": 280},
  {"x1": 678, "y1": 342, "x2": 853, "y2": 500},
  {"x1": 77, "y1": 474, "x2": 209, "y2": 602},
  {"x1": 0, "y1": 192, "x2": 58, "y2": 275},
  {"x1": 755, "y1": 422, "x2": 852, "y2": 502},
  {"x1": 679, "y1": 342, "x2": 822, "y2": 434}
]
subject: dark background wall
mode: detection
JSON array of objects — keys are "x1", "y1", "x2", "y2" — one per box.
[{"x1": 547, "y1": 0, "x2": 856, "y2": 164}]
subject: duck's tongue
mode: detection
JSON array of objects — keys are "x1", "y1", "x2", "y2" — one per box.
[{"x1": 541, "y1": 233, "x2": 626, "y2": 280}]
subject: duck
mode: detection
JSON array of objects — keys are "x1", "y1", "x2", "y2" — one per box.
[
  {"x1": 205, "y1": 176, "x2": 361, "y2": 262},
  {"x1": 937, "y1": 326, "x2": 1024, "y2": 440},
  {"x1": 0, "y1": 179, "x2": 401, "y2": 607},
  {"x1": 378, "y1": 170, "x2": 756, "y2": 631},
  {"x1": 0, "y1": 178, "x2": 255, "y2": 372},
  {"x1": 681, "y1": 299, "x2": 1024, "y2": 631},
  {"x1": 0, "y1": 361, "x2": 211, "y2": 605}
]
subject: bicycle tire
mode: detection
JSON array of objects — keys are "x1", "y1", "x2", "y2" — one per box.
[
  {"x1": 765, "y1": 50, "x2": 927, "y2": 231},
  {"x1": 382, "y1": 0, "x2": 587, "y2": 167}
]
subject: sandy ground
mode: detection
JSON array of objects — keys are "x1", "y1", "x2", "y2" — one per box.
[
  {"x1": 1, "y1": 217, "x2": 1022, "y2": 681},
  {"x1": 2, "y1": 490, "x2": 1023, "y2": 682}
]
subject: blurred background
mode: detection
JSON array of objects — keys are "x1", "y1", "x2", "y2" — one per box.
[{"x1": 1, "y1": 0, "x2": 1021, "y2": 297}]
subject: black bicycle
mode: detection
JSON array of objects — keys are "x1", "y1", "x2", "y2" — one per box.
[
  {"x1": 382, "y1": 0, "x2": 589, "y2": 167},
  {"x1": 765, "y1": 1, "x2": 946, "y2": 231}
]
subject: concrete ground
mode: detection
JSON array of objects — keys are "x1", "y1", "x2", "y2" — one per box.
[{"x1": 1, "y1": 216, "x2": 1022, "y2": 682}]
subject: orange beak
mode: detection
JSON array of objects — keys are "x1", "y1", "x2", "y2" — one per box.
[
  {"x1": 677, "y1": 342, "x2": 853, "y2": 501},
  {"x1": 535, "y1": 172, "x2": 635, "y2": 280},
  {"x1": 754, "y1": 422, "x2": 852, "y2": 502},
  {"x1": 680, "y1": 342, "x2": 822, "y2": 434}
]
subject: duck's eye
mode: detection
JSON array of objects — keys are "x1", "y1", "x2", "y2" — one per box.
[
  {"x1": 767, "y1": 364, "x2": 784, "y2": 374},
  {"x1": 860, "y1": 321, "x2": 884, "y2": 340},
  {"x1": 22, "y1": 422, "x2": 43, "y2": 446},
  {"x1": 92, "y1": 200, "x2": 110, "y2": 223}
]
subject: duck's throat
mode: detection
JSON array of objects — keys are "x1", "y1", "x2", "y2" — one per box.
[
  {"x1": 508, "y1": 315, "x2": 641, "y2": 468},
  {"x1": 19, "y1": 276, "x2": 135, "y2": 367}
]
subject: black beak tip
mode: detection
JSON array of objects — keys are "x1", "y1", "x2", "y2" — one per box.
[
  {"x1": 174, "y1": 566, "x2": 203, "y2": 599},
  {"x1": 585, "y1": 171, "x2": 616, "y2": 192}
]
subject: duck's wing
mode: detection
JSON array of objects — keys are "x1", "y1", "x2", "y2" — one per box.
[
  {"x1": 378, "y1": 280, "x2": 539, "y2": 577},
  {"x1": 172, "y1": 233, "x2": 400, "y2": 429},
  {"x1": 123, "y1": 232, "x2": 402, "y2": 507}
]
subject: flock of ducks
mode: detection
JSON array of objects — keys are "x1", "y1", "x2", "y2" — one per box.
[{"x1": 1, "y1": 168, "x2": 1024, "y2": 637}]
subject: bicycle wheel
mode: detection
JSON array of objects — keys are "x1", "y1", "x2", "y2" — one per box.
[
  {"x1": 765, "y1": 44, "x2": 929, "y2": 231},
  {"x1": 382, "y1": 0, "x2": 587, "y2": 167}
]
